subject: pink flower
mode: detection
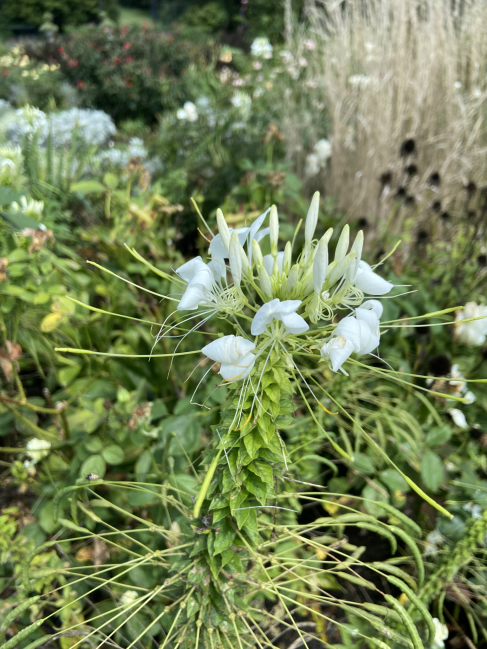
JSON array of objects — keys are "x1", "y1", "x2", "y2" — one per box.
[
  {"x1": 304, "y1": 39, "x2": 315, "y2": 50},
  {"x1": 58, "y1": 46, "x2": 64, "y2": 53},
  {"x1": 123, "y1": 42, "x2": 131, "y2": 50},
  {"x1": 252, "y1": 60, "x2": 262, "y2": 70}
]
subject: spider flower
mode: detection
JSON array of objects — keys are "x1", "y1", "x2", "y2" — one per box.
[{"x1": 163, "y1": 192, "x2": 395, "y2": 384}]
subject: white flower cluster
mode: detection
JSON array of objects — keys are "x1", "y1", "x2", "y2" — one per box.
[
  {"x1": 455, "y1": 302, "x2": 487, "y2": 346},
  {"x1": 177, "y1": 101, "x2": 198, "y2": 123},
  {"x1": 6, "y1": 106, "x2": 116, "y2": 148},
  {"x1": 251, "y1": 37, "x2": 273, "y2": 59},
  {"x1": 431, "y1": 618, "x2": 448, "y2": 649},
  {"x1": 0, "y1": 144, "x2": 22, "y2": 186},
  {"x1": 93, "y1": 137, "x2": 148, "y2": 169},
  {"x1": 305, "y1": 138, "x2": 332, "y2": 177},
  {"x1": 171, "y1": 192, "x2": 394, "y2": 381},
  {"x1": 23, "y1": 438, "x2": 51, "y2": 470},
  {"x1": 10, "y1": 195, "x2": 44, "y2": 218}
]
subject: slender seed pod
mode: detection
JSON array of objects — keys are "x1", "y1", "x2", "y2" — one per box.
[
  {"x1": 334, "y1": 224, "x2": 350, "y2": 263},
  {"x1": 385, "y1": 575, "x2": 436, "y2": 645},
  {"x1": 216, "y1": 209, "x2": 231, "y2": 254},
  {"x1": 0, "y1": 619, "x2": 45, "y2": 649},
  {"x1": 0, "y1": 597, "x2": 40, "y2": 634},
  {"x1": 384, "y1": 594, "x2": 423, "y2": 649}
]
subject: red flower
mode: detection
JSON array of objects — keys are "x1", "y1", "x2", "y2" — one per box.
[
  {"x1": 114, "y1": 57, "x2": 121, "y2": 64},
  {"x1": 68, "y1": 59, "x2": 79, "y2": 68},
  {"x1": 2, "y1": 70, "x2": 8, "y2": 76},
  {"x1": 76, "y1": 80, "x2": 84, "y2": 88},
  {"x1": 58, "y1": 46, "x2": 64, "y2": 53},
  {"x1": 167, "y1": 36, "x2": 174, "y2": 44},
  {"x1": 123, "y1": 42, "x2": 131, "y2": 50},
  {"x1": 125, "y1": 56, "x2": 134, "y2": 63},
  {"x1": 125, "y1": 78, "x2": 132, "y2": 87}
]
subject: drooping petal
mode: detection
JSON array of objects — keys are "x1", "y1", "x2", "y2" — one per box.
[
  {"x1": 202, "y1": 335, "x2": 255, "y2": 365},
  {"x1": 251, "y1": 299, "x2": 279, "y2": 335},
  {"x1": 359, "y1": 299, "x2": 383, "y2": 318},
  {"x1": 280, "y1": 311, "x2": 309, "y2": 334},
  {"x1": 334, "y1": 316, "x2": 363, "y2": 351},
  {"x1": 320, "y1": 335, "x2": 355, "y2": 372},
  {"x1": 220, "y1": 351, "x2": 256, "y2": 381},
  {"x1": 353, "y1": 260, "x2": 393, "y2": 295},
  {"x1": 178, "y1": 283, "x2": 207, "y2": 310},
  {"x1": 176, "y1": 257, "x2": 207, "y2": 283}
]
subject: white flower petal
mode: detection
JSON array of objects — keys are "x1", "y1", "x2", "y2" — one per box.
[
  {"x1": 175, "y1": 256, "x2": 206, "y2": 283},
  {"x1": 202, "y1": 335, "x2": 256, "y2": 382},
  {"x1": 353, "y1": 260, "x2": 393, "y2": 295},
  {"x1": 359, "y1": 299, "x2": 383, "y2": 318},
  {"x1": 448, "y1": 408, "x2": 469, "y2": 429},
  {"x1": 263, "y1": 252, "x2": 284, "y2": 276},
  {"x1": 320, "y1": 336, "x2": 355, "y2": 372},
  {"x1": 251, "y1": 299, "x2": 307, "y2": 335},
  {"x1": 178, "y1": 283, "x2": 207, "y2": 310}
]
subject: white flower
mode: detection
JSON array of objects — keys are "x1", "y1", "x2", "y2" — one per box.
[
  {"x1": 202, "y1": 335, "x2": 256, "y2": 382},
  {"x1": 251, "y1": 37, "x2": 273, "y2": 58},
  {"x1": 320, "y1": 335, "x2": 356, "y2": 372},
  {"x1": 448, "y1": 408, "x2": 468, "y2": 429},
  {"x1": 176, "y1": 257, "x2": 215, "y2": 310},
  {"x1": 348, "y1": 74, "x2": 370, "y2": 89},
  {"x1": 353, "y1": 261, "x2": 393, "y2": 295},
  {"x1": 455, "y1": 302, "x2": 487, "y2": 346},
  {"x1": 120, "y1": 590, "x2": 139, "y2": 606},
  {"x1": 11, "y1": 195, "x2": 44, "y2": 218},
  {"x1": 314, "y1": 139, "x2": 332, "y2": 164},
  {"x1": 304, "y1": 152, "x2": 321, "y2": 178},
  {"x1": 320, "y1": 300, "x2": 383, "y2": 372},
  {"x1": 177, "y1": 101, "x2": 198, "y2": 122},
  {"x1": 463, "y1": 502, "x2": 483, "y2": 519},
  {"x1": 463, "y1": 390, "x2": 476, "y2": 404},
  {"x1": 305, "y1": 140, "x2": 332, "y2": 178},
  {"x1": 210, "y1": 209, "x2": 269, "y2": 266},
  {"x1": 424, "y1": 530, "x2": 445, "y2": 556},
  {"x1": 24, "y1": 438, "x2": 51, "y2": 466},
  {"x1": 304, "y1": 39, "x2": 315, "y2": 50},
  {"x1": 251, "y1": 299, "x2": 308, "y2": 336},
  {"x1": 431, "y1": 618, "x2": 448, "y2": 649},
  {"x1": 230, "y1": 91, "x2": 252, "y2": 118}
]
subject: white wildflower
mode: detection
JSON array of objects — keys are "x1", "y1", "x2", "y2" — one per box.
[
  {"x1": 251, "y1": 37, "x2": 273, "y2": 58},
  {"x1": 23, "y1": 438, "x2": 51, "y2": 468},
  {"x1": 120, "y1": 590, "x2": 139, "y2": 606},
  {"x1": 431, "y1": 618, "x2": 448, "y2": 649},
  {"x1": 463, "y1": 502, "x2": 483, "y2": 519},
  {"x1": 177, "y1": 101, "x2": 198, "y2": 123},
  {"x1": 202, "y1": 335, "x2": 256, "y2": 382},
  {"x1": 448, "y1": 408, "x2": 468, "y2": 429},
  {"x1": 251, "y1": 299, "x2": 309, "y2": 336},
  {"x1": 11, "y1": 195, "x2": 44, "y2": 218},
  {"x1": 455, "y1": 302, "x2": 487, "y2": 346}
]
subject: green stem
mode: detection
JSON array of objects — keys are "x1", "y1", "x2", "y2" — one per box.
[{"x1": 193, "y1": 448, "x2": 223, "y2": 519}]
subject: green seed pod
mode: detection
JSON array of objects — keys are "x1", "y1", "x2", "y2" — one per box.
[
  {"x1": 0, "y1": 596, "x2": 40, "y2": 634},
  {"x1": 0, "y1": 619, "x2": 45, "y2": 649}
]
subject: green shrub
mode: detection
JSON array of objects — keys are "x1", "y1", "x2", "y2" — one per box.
[{"x1": 2, "y1": 0, "x2": 100, "y2": 28}]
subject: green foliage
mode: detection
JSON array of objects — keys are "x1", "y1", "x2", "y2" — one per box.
[{"x1": 2, "y1": 0, "x2": 100, "y2": 28}]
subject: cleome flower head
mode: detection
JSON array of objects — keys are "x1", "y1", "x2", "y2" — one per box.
[{"x1": 166, "y1": 192, "x2": 396, "y2": 381}]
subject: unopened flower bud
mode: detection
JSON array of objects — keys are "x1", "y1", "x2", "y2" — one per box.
[
  {"x1": 305, "y1": 191, "x2": 320, "y2": 246},
  {"x1": 283, "y1": 241, "x2": 292, "y2": 274},
  {"x1": 349, "y1": 230, "x2": 363, "y2": 278},
  {"x1": 252, "y1": 238, "x2": 264, "y2": 267},
  {"x1": 229, "y1": 232, "x2": 242, "y2": 286},
  {"x1": 216, "y1": 209, "x2": 230, "y2": 254},
  {"x1": 328, "y1": 250, "x2": 355, "y2": 287},
  {"x1": 258, "y1": 266, "x2": 273, "y2": 297},
  {"x1": 240, "y1": 247, "x2": 250, "y2": 276},
  {"x1": 334, "y1": 224, "x2": 350, "y2": 264},
  {"x1": 313, "y1": 236, "x2": 329, "y2": 294},
  {"x1": 286, "y1": 264, "x2": 299, "y2": 291},
  {"x1": 269, "y1": 205, "x2": 279, "y2": 256}
]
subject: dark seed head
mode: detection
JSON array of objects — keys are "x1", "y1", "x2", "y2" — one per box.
[
  {"x1": 405, "y1": 195, "x2": 416, "y2": 206},
  {"x1": 465, "y1": 180, "x2": 477, "y2": 194},
  {"x1": 478, "y1": 254, "x2": 487, "y2": 266},
  {"x1": 428, "y1": 172, "x2": 441, "y2": 187},
  {"x1": 440, "y1": 211, "x2": 450, "y2": 220},
  {"x1": 431, "y1": 201, "x2": 442, "y2": 213},
  {"x1": 405, "y1": 163, "x2": 418, "y2": 176},
  {"x1": 380, "y1": 171, "x2": 393, "y2": 186},
  {"x1": 467, "y1": 210, "x2": 476, "y2": 219},
  {"x1": 417, "y1": 230, "x2": 429, "y2": 243},
  {"x1": 400, "y1": 138, "x2": 416, "y2": 156},
  {"x1": 395, "y1": 186, "x2": 406, "y2": 199},
  {"x1": 357, "y1": 217, "x2": 369, "y2": 228},
  {"x1": 428, "y1": 354, "x2": 451, "y2": 376}
]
